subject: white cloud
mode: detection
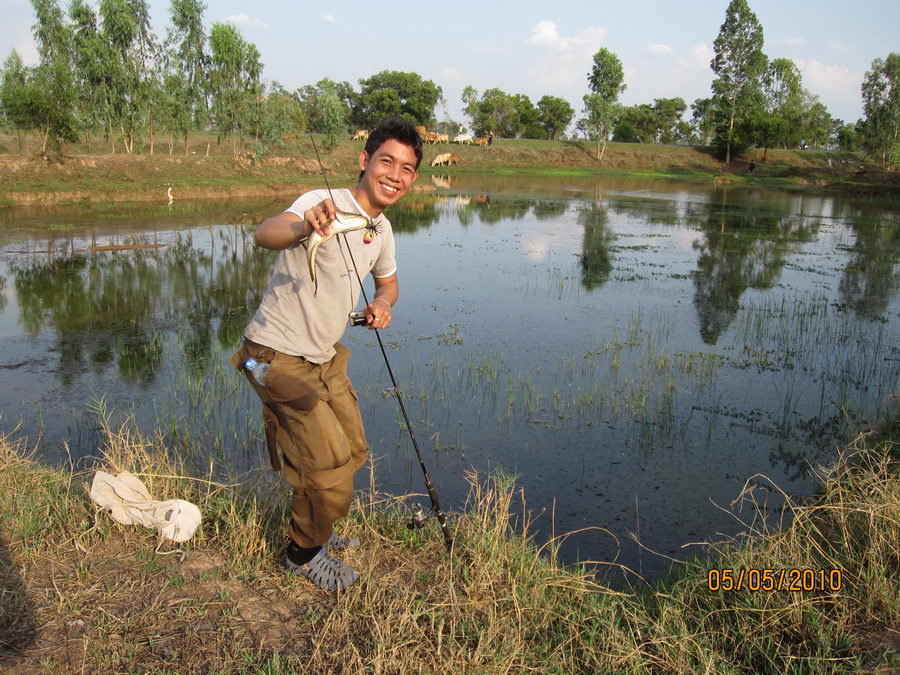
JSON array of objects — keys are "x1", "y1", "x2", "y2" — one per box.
[
  {"x1": 322, "y1": 14, "x2": 337, "y2": 23},
  {"x1": 771, "y1": 37, "x2": 804, "y2": 47},
  {"x1": 647, "y1": 43, "x2": 672, "y2": 56},
  {"x1": 223, "y1": 13, "x2": 266, "y2": 29},
  {"x1": 526, "y1": 21, "x2": 606, "y2": 56},
  {"x1": 441, "y1": 66, "x2": 464, "y2": 81},
  {"x1": 524, "y1": 21, "x2": 607, "y2": 91},
  {"x1": 674, "y1": 43, "x2": 712, "y2": 72},
  {"x1": 827, "y1": 41, "x2": 848, "y2": 52},
  {"x1": 796, "y1": 58, "x2": 861, "y2": 99}
]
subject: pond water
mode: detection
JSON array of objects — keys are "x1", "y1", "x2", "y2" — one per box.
[{"x1": 1, "y1": 174, "x2": 898, "y2": 581}]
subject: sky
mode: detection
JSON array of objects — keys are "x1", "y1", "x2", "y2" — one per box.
[{"x1": 1, "y1": 0, "x2": 897, "y2": 128}]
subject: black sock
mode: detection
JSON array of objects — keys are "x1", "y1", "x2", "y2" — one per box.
[{"x1": 287, "y1": 541, "x2": 322, "y2": 566}]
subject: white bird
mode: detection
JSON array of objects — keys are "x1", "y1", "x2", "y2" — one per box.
[{"x1": 166, "y1": 187, "x2": 174, "y2": 205}]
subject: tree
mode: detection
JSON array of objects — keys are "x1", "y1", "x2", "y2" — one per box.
[
  {"x1": 166, "y1": 0, "x2": 209, "y2": 153},
  {"x1": 29, "y1": 0, "x2": 79, "y2": 155},
  {"x1": 584, "y1": 47, "x2": 625, "y2": 160},
  {"x1": 615, "y1": 104, "x2": 656, "y2": 143},
  {"x1": 653, "y1": 97, "x2": 688, "y2": 144},
  {"x1": 710, "y1": 0, "x2": 767, "y2": 163},
  {"x1": 297, "y1": 78, "x2": 352, "y2": 132},
  {"x1": 99, "y1": 0, "x2": 160, "y2": 154},
  {"x1": 511, "y1": 94, "x2": 543, "y2": 138},
  {"x1": 537, "y1": 95, "x2": 574, "y2": 140},
  {"x1": 691, "y1": 97, "x2": 717, "y2": 145},
  {"x1": 319, "y1": 89, "x2": 346, "y2": 151},
  {"x1": 861, "y1": 53, "x2": 900, "y2": 170},
  {"x1": 354, "y1": 71, "x2": 441, "y2": 128},
  {"x1": 0, "y1": 51, "x2": 29, "y2": 151},
  {"x1": 207, "y1": 22, "x2": 262, "y2": 153}
]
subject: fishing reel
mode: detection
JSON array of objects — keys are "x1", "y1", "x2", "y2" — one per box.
[
  {"x1": 407, "y1": 503, "x2": 431, "y2": 530},
  {"x1": 349, "y1": 311, "x2": 368, "y2": 327}
]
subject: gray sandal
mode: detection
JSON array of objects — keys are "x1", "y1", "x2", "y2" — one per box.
[
  {"x1": 325, "y1": 531, "x2": 360, "y2": 553},
  {"x1": 287, "y1": 548, "x2": 358, "y2": 591}
]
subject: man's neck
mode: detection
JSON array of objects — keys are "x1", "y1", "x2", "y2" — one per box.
[{"x1": 350, "y1": 185, "x2": 383, "y2": 219}]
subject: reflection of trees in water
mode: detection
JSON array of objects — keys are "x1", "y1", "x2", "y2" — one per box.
[
  {"x1": 606, "y1": 195, "x2": 682, "y2": 226},
  {"x1": 532, "y1": 199, "x2": 568, "y2": 221},
  {"x1": 467, "y1": 198, "x2": 532, "y2": 225},
  {"x1": 10, "y1": 226, "x2": 272, "y2": 386},
  {"x1": 686, "y1": 191, "x2": 819, "y2": 344},
  {"x1": 0, "y1": 276, "x2": 7, "y2": 314},
  {"x1": 577, "y1": 202, "x2": 614, "y2": 290},
  {"x1": 838, "y1": 211, "x2": 900, "y2": 320},
  {"x1": 389, "y1": 198, "x2": 442, "y2": 233}
]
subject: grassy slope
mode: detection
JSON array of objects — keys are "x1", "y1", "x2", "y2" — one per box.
[
  {"x1": 0, "y1": 411, "x2": 897, "y2": 673},
  {"x1": 1, "y1": 131, "x2": 894, "y2": 207}
]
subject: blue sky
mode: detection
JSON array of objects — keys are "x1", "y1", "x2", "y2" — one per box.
[{"x1": 2, "y1": 0, "x2": 896, "y2": 127}]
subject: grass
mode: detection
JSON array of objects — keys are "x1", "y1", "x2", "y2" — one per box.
[
  {"x1": 2, "y1": 130, "x2": 896, "y2": 207},
  {"x1": 0, "y1": 403, "x2": 897, "y2": 672}
]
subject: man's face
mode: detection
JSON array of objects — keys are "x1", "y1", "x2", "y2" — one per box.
[{"x1": 357, "y1": 139, "x2": 419, "y2": 212}]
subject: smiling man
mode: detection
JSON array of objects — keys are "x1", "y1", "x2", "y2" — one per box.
[{"x1": 230, "y1": 118, "x2": 421, "y2": 591}]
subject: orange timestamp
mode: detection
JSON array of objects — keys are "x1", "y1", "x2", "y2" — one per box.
[{"x1": 707, "y1": 568, "x2": 842, "y2": 592}]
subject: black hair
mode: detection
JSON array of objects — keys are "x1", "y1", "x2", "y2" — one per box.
[{"x1": 359, "y1": 117, "x2": 423, "y2": 179}]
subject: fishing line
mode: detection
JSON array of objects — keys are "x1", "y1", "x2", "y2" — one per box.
[{"x1": 293, "y1": 96, "x2": 455, "y2": 551}]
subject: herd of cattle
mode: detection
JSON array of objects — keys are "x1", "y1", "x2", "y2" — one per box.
[
  {"x1": 351, "y1": 126, "x2": 487, "y2": 168},
  {"x1": 351, "y1": 127, "x2": 489, "y2": 147}
]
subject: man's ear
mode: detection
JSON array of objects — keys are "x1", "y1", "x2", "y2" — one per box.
[{"x1": 358, "y1": 151, "x2": 369, "y2": 174}]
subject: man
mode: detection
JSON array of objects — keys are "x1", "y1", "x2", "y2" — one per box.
[{"x1": 230, "y1": 117, "x2": 422, "y2": 591}]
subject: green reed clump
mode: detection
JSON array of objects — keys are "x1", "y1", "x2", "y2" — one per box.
[{"x1": 0, "y1": 407, "x2": 897, "y2": 673}]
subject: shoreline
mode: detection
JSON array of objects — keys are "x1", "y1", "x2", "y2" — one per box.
[
  {"x1": 2, "y1": 138, "x2": 897, "y2": 208},
  {"x1": 0, "y1": 412, "x2": 897, "y2": 671}
]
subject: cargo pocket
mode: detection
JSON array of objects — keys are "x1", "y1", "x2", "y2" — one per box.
[{"x1": 306, "y1": 455, "x2": 355, "y2": 491}]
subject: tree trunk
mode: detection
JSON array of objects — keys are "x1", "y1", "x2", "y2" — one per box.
[{"x1": 16, "y1": 130, "x2": 23, "y2": 154}]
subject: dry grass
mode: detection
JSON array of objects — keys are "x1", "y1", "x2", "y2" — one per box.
[{"x1": 0, "y1": 410, "x2": 897, "y2": 673}]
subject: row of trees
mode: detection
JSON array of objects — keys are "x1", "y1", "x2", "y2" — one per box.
[
  {"x1": 0, "y1": 0, "x2": 306, "y2": 156},
  {"x1": 1, "y1": 0, "x2": 896, "y2": 166},
  {"x1": 576, "y1": 0, "x2": 898, "y2": 166}
]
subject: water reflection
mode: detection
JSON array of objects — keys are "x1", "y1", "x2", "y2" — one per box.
[
  {"x1": 7, "y1": 227, "x2": 271, "y2": 385},
  {"x1": 839, "y1": 210, "x2": 900, "y2": 320},
  {"x1": 1, "y1": 178, "x2": 897, "y2": 581},
  {"x1": 577, "y1": 202, "x2": 614, "y2": 290}
]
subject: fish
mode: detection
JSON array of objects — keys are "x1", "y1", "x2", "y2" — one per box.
[{"x1": 303, "y1": 210, "x2": 377, "y2": 291}]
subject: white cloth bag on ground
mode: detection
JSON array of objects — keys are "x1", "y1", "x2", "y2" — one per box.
[{"x1": 89, "y1": 470, "x2": 202, "y2": 543}]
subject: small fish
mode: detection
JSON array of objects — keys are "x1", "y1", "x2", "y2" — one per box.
[{"x1": 303, "y1": 210, "x2": 377, "y2": 291}]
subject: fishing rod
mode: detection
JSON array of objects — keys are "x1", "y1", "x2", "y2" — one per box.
[{"x1": 293, "y1": 95, "x2": 454, "y2": 552}]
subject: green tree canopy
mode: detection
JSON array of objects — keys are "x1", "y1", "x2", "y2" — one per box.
[
  {"x1": 583, "y1": 47, "x2": 625, "y2": 160},
  {"x1": 710, "y1": 0, "x2": 767, "y2": 163},
  {"x1": 208, "y1": 21, "x2": 262, "y2": 152},
  {"x1": 861, "y1": 53, "x2": 900, "y2": 170},
  {"x1": 354, "y1": 70, "x2": 441, "y2": 128},
  {"x1": 537, "y1": 95, "x2": 574, "y2": 140}
]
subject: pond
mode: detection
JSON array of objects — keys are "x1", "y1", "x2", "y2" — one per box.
[{"x1": 1, "y1": 174, "x2": 898, "y2": 581}]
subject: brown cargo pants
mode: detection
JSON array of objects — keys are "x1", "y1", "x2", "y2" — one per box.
[{"x1": 230, "y1": 340, "x2": 368, "y2": 549}]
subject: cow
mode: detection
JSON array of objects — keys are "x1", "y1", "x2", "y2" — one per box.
[
  {"x1": 351, "y1": 129, "x2": 369, "y2": 141},
  {"x1": 448, "y1": 155, "x2": 459, "y2": 165},
  {"x1": 415, "y1": 125, "x2": 427, "y2": 139},
  {"x1": 473, "y1": 137, "x2": 489, "y2": 147},
  {"x1": 453, "y1": 134, "x2": 473, "y2": 144},
  {"x1": 424, "y1": 132, "x2": 439, "y2": 144},
  {"x1": 431, "y1": 152, "x2": 453, "y2": 167},
  {"x1": 436, "y1": 133, "x2": 449, "y2": 143}
]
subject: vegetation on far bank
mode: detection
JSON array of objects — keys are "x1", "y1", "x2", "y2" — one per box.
[
  {"x1": 1, "y1": 132, "x2": 897, "y2": 208},
  {"x1": 0, "y1": 404, "x2": 897, "y2": 672}
]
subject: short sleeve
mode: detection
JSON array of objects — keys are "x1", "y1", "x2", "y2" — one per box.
[
  {"x1": 371, "y1": 227, "x2": 397, "y2": 278},
  {"x1": 284, "y1": 189, "x2": 329, "y2": 220}
]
